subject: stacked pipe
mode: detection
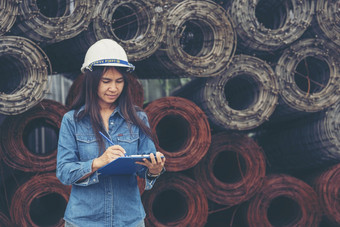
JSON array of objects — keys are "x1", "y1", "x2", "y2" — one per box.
[
  {"x1": 142, "y1": 173, "x2": 208, "y2": 227},
  {"x1": 259, "y1": 100, "x2": 340, "y2": 171},
  {"x1": 9, "y1": 173, "x2": 71, "y2": 227},
  {"x1": 172, "y1": 54, "x2": 279, "y2": 131},
  {"x1": 0, "y1": 99, "x2": 67, "y2": 172},
  {"x1": 144, "y1": 96, "x2": 211, "y2": 172},
  {"x1": 0, "y1": 0, "x2": 18, "y2": 36},
  {"x1": 10, "y1": 0, "x2": 95, "y2": 45},
  {"x1": 0, "y1": 36, "x2": 51, "y2": 115}
]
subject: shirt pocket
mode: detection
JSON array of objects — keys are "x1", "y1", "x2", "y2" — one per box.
[
  {"x1": 76, "y1": 134, "x2": 99, "y2": 161},
  {"x1": 117, "y1": 133, "x2": 139, "y2": 154}
]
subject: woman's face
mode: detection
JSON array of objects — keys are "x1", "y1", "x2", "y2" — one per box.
[{"x1": 97, "y1": 67, "x2": 125, "y2": 109}]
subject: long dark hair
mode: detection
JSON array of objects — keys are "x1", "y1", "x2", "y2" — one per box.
[{"x1": 70, "y1": 66, "x2": 153, "y2": 152}]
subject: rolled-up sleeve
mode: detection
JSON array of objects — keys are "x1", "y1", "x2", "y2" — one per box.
[{"x1": 56, "y1": 112, "x2": 99, "y2": 186}]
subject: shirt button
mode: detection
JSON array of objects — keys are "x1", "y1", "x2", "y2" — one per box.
[
  {"x1": 93, "y1": 179, "x2": 96, "y2": 182},
  {"x1": 110, "y1": 122, "x2": 114, "y2": 125}
]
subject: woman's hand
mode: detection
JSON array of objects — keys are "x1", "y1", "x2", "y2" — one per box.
[
  {"x1": 137, "y1": 151, "x2": 166, "y2": 175},
  {"x1": 92, "y1": 145, "x2": 126, "y2": 171}
]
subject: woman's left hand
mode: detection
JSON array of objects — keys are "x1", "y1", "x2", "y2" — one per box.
[{"x1": 137, "y1": 151, "x2": 165, "y2": 175}]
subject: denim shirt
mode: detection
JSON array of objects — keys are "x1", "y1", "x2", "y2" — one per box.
[{"x1": 56, "y1": 106, "x2": 158, "y2": 227}]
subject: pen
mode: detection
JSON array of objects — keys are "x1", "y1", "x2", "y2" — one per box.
[{"x1": 99, "y1": 131, "x2": 115, "y2": 146}]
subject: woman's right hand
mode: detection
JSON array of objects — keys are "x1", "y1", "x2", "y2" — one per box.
[{"x1": 92, "y1": 145, "x2": 126, "y2": 171}]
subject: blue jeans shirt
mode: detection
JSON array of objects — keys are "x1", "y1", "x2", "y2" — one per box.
[{"x1": 56, "y1": 106, "x2": 158, "y2": 227}]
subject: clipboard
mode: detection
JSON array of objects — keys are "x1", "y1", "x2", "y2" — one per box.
[{"x1": 98, "y1": 155, "x2": 162, "y2": 176}]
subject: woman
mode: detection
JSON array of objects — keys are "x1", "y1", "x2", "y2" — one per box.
[{"x1": 57, "y1": 39, "x2": 165, "y2": 227}]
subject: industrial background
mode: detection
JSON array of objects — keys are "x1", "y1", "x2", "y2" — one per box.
[{"x1": 0, "y1": 0, "x2": 339, "y2": 226}]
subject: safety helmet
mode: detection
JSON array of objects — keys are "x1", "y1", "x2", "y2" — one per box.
[{"x1": 81, "y1": 39, "x2": 135, "y2": 73}]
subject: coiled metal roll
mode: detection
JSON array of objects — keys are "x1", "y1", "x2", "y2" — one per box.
[
  {"x1": 230, "y1": 0, "x2": 314, "y2": 51},
  {"x1": 259, "y1": 100, "x2": 340, "y2": 171},
  {"x1": 313, "y1": 163, "x2": 340, "y2": 226},
  {"x1": 90, "y1": 0, "x2": 166, "y2": 61},
  {"x1": 0, "y1": 99, "x2": 67, "y2": 172},
  {"x1": 172, "y1": 55, "x2": 279, "y2": 130},
  {"x1": 154, "y1": 0, "x2": 236, "y2": 77},
  {"x1": 0, "y1": 0, "x2": 18, "y2": 35},
  {"x1": 0, "y1": 36, "x2": 51, "y2": 115},
  {"x1": 275, "y1": 38, "x2": 340, "y2": 116},
  {"x1": 142, "y1": 173, "x2": 208, "y2": 227},
  {"x1": 11, "y1": 0, "x2": 95, "y2": 44},
  {"x1": 144, "y1": 96, "x2": 211, "y2": 172},
  {"x1": 194, "y1": 132, "x2": 266, "y2": 206},
  {"x1": 9, "y1": 173, "x2": 71, "y2": 227},
  {"x1": 314, "y1": 0, "x2": 340, "y2": 47},
  {"x1": 245, "y1": 174, "x2": 321, "y2": 227}
]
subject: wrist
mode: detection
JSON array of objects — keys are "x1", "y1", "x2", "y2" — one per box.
[{"x1": 147, "y1": 168, "x2": 165, "y2": 178}]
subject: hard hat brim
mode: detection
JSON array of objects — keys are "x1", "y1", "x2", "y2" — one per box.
[{"x1": 81, "y1": 59, "x2": 135, "y2": 73}]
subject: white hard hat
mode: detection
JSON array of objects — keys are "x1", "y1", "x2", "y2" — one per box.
[{"x1": 81, "y1": 39, "x2": 135, "y2": 73}]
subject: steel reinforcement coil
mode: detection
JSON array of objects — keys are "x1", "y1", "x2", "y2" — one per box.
[
  {"x1": 88, "y1": 0, "x2": 166, "y2": 61},
  {"x1": 259, "y1": 100, "x2": 340, "y2": 171},
  {"x1": 154, "y1": 0, "x2": 236, "y2": 77},
  {"x1": 172, "y1": 54, "x2": 279, "y2": 131},
  {"x1": 142, "y1": 173, "x2": 208, "y2": 227},
  {"x1": 0, "y1": 211, "x2": 13, "y2": 227},
  {"x1": 144, "y1": 96, "x2": 211, "y2": 172},
  {"x1": 194, "y1": 132, "x2": 266, "y2": 206},
  {"x1": 314, "y1": 0, "x2": 340, "y2": 47},
  {"x1": 65, "y1": 73, "x2": 144, "y2": 108},
  {"x1": 0, "y1": 99, "x2": 67, "y2": 172},
  {"x1": 10, "y1": 0, "x2": 95, "y2": 44},
  {"x1": 9, "y1": 173, "x2": 71, "y2": 227},
  {"x1": 275, "y1": 38, "x2": 340, "y2": 116},
  {"x1": 0, "y1": 36, "x2": 51, "y2": 115},
  {"x1": 245, "y1": 174, "x2": 321, "y2": 227},
  {"x1": 0, "y1": 0, "x2": 18, "y2": 35},
  {"x1": 312, "y1": 163, "x2": 340, "y2": 226},
  {"x1": 230, "y1": 0, "x2": 315, "y2": 51}
]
